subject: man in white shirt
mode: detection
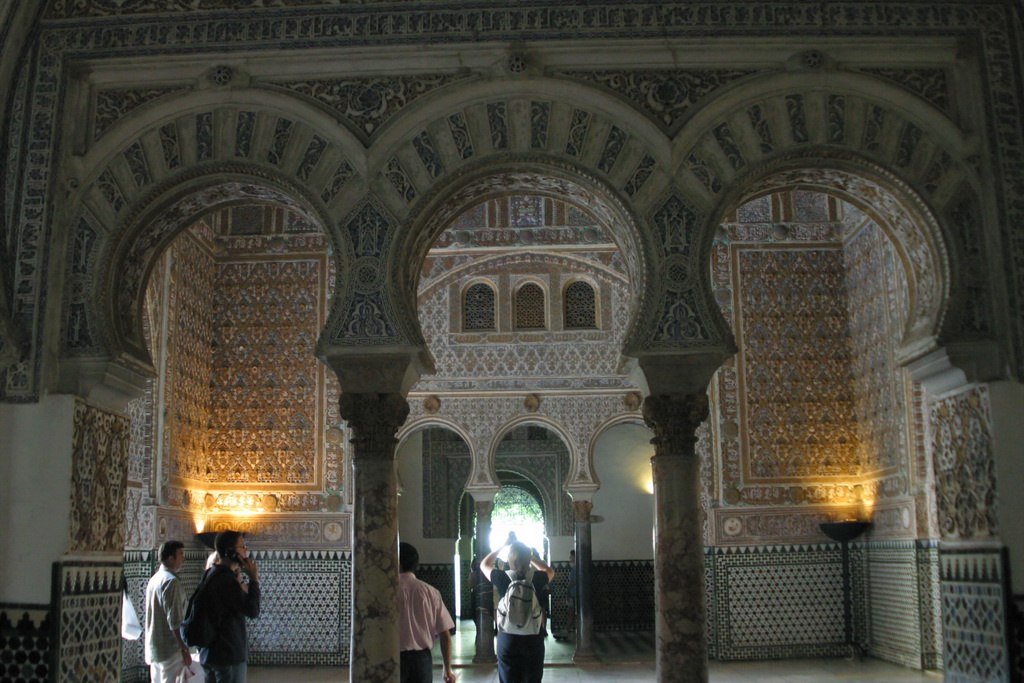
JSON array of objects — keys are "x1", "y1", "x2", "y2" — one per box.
[
  {"x1": 144, "y1": 540, "x2": 192, "y2": 682},
  {"x1": 398, "y1": 542, "x2": 456, "y2": 683}
]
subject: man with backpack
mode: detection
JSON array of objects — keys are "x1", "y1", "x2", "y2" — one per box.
[
  {"x1": 481, "y1": 533, "x2": 555, "y2": 683},
  {"x1": 144, "y1": 540, "x2": 190, "y2": 682}
]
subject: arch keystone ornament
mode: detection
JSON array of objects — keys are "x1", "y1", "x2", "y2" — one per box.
[{"x1": 643, "y1": 392, "x2": 711, "y2": 682}]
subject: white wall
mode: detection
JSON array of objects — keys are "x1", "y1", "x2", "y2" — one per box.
[
  {"x1": 0, "y1": 395, "x2": 76, "y2": 602},
  {"x1": 592, "y1": 422, "x2": 655, "y2": 561},
  {"x1": 989, "y1": 380, "x2": 1024, "y2": 593}
]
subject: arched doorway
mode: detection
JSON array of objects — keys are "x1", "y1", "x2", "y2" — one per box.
[{"x1": 118, "y1": 195, "x2": 350, "y2": 676}]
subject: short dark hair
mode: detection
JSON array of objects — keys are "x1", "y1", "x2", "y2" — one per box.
[
  {"x1": 215, "y1": 530, "x2": 243, "y2": 558},
  {"x1": 159, "y1": 540, "x2": 184, "y2": 564},
  {"x1": 508, "y1": 541, "x2": 532, "y2": 573},
  {"x1": 399, "y1": 542, "x2": 419, "y2": 572}
]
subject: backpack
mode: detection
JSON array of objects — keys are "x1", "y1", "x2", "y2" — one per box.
[
  {"x1": 181, "y1": 568, "x2": 216, "y2": 648},
  {"x1": 496, "y1": 568, "x2": 544, "y2": 635}
]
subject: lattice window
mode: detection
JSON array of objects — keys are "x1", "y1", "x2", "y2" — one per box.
[
  {"x1": 564, "y1": 281, "x2": 596, "y2": 329},
  {"x1": 463, "y1": 282, "x2": 496, "y2": 330},
  {"x1": 515, "y1": 282, "x2": 546, "y2": 329}
]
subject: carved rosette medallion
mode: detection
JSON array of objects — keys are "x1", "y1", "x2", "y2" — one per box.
[
  {"x1": 642, "y1": 393, "x2": 710, "y2": 456},
  {"x1": 338, "y1": 393, "x2": 410, "y2": 459}
]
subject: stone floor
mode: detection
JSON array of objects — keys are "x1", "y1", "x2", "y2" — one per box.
[{"x1": 248, "y1": 621, "x2": 942, "y2": 682}]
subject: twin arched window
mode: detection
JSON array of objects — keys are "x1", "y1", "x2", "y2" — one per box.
[{"x1": 461, "y1": 280, "x2": 596, "y2": 332}]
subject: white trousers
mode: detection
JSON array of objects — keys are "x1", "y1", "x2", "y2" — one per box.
[{"x1": 150, "y1": 651, "x2": 185, "y2": 683}]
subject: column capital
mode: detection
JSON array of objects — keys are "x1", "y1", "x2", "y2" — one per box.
[
  {"x1": 573, "y1": 499, "x2": 594, "y2": 523},
  {"x1": 474, "y1": 499, "x2": 495, "y2": 518},
  {"x1": 467, "y1": 488, "x2": 500, "y2": 504},
  {"x1": 642, "y1": 393, "x2": 709, "y2": 456},
  {"x1": 339, "y1": 392, "x2": 409, "y2": 458}
]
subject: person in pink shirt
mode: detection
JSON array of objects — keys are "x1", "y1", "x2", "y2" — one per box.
[{"x1": 398, "y1": 542, "x2": 457, "y2": 683}]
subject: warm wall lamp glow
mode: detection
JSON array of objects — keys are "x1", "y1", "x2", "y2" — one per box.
[{"x1": 642, "y1": 476, "x2": 654, "y2": 494}]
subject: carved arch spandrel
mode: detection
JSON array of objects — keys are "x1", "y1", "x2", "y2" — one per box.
[
  {"x1": 55, "y1": 90, "x2": 372, "y2": 368},
  {"x1": 663, "y1": 70, "x2": 980, "y2": 247},
  {"x1": 660, "y1": 67, "x2": 993, "y2": 368}
]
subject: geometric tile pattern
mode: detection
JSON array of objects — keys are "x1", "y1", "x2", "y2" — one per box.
[
  {"x1": 54, "y1": 561, "x2": 122, "y2": 683},
  {"x1": 711, "y1": 545, "x2": 847, "y2": 660},
  {"x1": 246, "y1": 551, "x2": 351, "y2": 666},
  {"x1": 866, "y1": 542, "x2": 924, "y2": 667},
  {"x1": 122, "y1": 551, "x2": 156, "y2": 683},
  {"x1": 591, "y1": 560, "x2": 656, "y2": 632},
  {"x1": 940, "y1": 549, "x2": 1010, "y2": 682},
  {"x1": 0, "y1": 603, "x2": 50, "y2": 683},
  {"x1": 916, "y1": 542, "x2": 943, "y2": 670}
]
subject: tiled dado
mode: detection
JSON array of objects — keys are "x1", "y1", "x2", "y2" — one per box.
[
  {"x1": 122, "y1": 549, "x2": 353, "y2": 675},
  {"x1": 708, "y1": 544, "x2": 850, "y2": 661},
  {"x1": 862, "y1": 540, "x2": 942, "y2": 670},
  {"x1": 0, "y1": 603, "x2": 50, "y2": 683},
  {"x1": 242, "y1": 550, "x2": 352, "y2": 666},
  {"x1": 52, "y1": 559, "x2": 122, "y2": 683},
  {"x1": 940, "y1": 547, "x2": 1012, "y2": 683}
]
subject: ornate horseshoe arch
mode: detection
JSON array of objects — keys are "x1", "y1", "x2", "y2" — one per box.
[
  {"x1": 487, "y1": 415, "x2": 579, "y2": 495},
  {"x1": 656, "y1": 66, "x2": 990, "y2": 373},
  {"x1": 56, "y1": 90, "x2": 365, "y2": 379},
  {"x1": 702, "y1": 151, "x2": 952, "y2": 363},
  {"x1": 62, "y1": 163, "x2": 347, "y2": 382}
]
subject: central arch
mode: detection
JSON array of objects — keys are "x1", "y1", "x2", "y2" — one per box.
[{"x1": 388, "y1": 157, "x2": 656, "y2": 359}]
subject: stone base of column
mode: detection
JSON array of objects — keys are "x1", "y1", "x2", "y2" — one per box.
[{"x1": 571, "y1": 650, "x2": 600, "y2": 663}]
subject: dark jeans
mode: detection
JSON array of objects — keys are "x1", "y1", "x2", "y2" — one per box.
[
  {"x1": 496, "y1": 632, "x2": 545, "y2": 683},
  {"x1": 203, "y1": 662, "x2": 247, "y2": 683},
  {"x1": 400, "y1": 648, "x2": 433, "y2": 683}
]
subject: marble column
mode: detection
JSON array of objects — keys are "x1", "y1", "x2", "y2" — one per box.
[
  {"x1": 643, "y1": 393, "x2": 710, "y2": 683},
  {"x1": 339, "y1": 392, "x2": 409, "y2": 683},
  {"x1": 472, "y1": 497, "x2": 497, "y2": 663},
  {"x1": 572, "y1": 498, "x2": 598, "y2": 662}
]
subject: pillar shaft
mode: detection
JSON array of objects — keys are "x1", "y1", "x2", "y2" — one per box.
[
  {"x1": 643, "y1": 393, "x2": 710, "y2": 683},
  {"x1": 340, "y1": 393, "x2": 409, "y2": 683},
  {"x1": 572, "y1": 500, "x2": 597, "y2": 662},
  {"x1": 473, "y1": 498, "x2": 497, "y2": 663}
]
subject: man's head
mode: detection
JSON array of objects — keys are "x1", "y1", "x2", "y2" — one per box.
[
  {"x1": 569, "y1": 549, "x2": 576, "y2": 564},
  {"x1": 159, "y1": 540, "x2": 185, "y2": 573},
  {"x1": 215, "y1": 530, "x2": 248, "y2": 564},
  {"x1": 507, "y1": 541, "x2": 533, "y2": 573},
  {"x1": 399, "y1": 542, "x2": 419, "y2": 573}
]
